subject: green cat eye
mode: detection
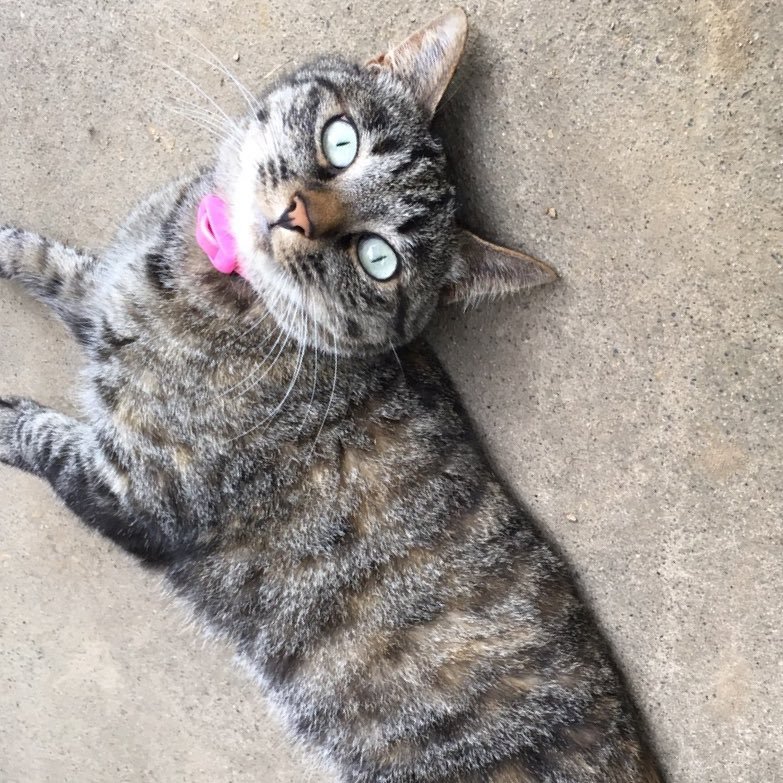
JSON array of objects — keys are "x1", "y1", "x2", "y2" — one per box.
[
  {"x1": 322, "y1": 117, "x2": 358, "y2": 168},
  {"x1": 357, "y1": 235, "x2": 398, "y2": 281}
]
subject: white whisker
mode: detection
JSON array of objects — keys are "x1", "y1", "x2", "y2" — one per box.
[
  {"x1": 180, "y1": 31, "x2": 261, "y2": 114},
  {"x1": 233, "y1": 300, "x2": 296, "y2": 398},
  {"x1": 294, "y1": 295, "x2": 319, "y2": 440},
  {"x1": 162, "y1": 103, "x2": 239, "y2": 152},
  {"x1": 158, "y1": 57, "x2": 237, "y2": 130},
  {"x1": 307, "y1": 330, "x2": 338, "y2": 463},
  {"x1": 209, "y1": 291, "x2": 288, "y2": 401},
  {"x1": 390, "y1": 343, "x2": 407, "y2": 376},
  {"x1": 167, "y1": 98, "x2": 232, "y2": 135},
  {"x1": 261, "y1": 62, "x2": 287, "y2": 82},
  {"x1": 214, "y1": 328, "x2": 281, "y2": 401},
  {"x1": 121, "y1": 38, "x2": 238, "y2": 134},
  {"x1": 229, "y1": 301, "x2": 308, "y2": 442}
]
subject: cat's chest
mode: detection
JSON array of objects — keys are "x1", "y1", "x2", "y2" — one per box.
[
  {"x1": 85, "y1": 306, "x2": 449, "y2": 526},
  {"x1": 87, "y1": 343, "x2": 312, "y2": 445}
]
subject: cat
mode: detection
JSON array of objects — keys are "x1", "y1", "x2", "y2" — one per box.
[{"x1": 0, "y1": 9, "x2": 663, "y2": 783}]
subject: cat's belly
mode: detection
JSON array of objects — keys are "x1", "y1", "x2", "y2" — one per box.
[{"x1": 165, "y1": 465, "x2": 653, "y2": 783}]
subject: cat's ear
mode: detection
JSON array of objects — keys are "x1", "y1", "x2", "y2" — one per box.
[
  {"x1": 366, "y1": 8, "x2": 468, "y2": 119},
  {"x1": 442, "y1": 230, "x2": 558, "y2": 306}
]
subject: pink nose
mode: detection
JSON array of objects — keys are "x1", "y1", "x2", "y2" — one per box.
[{"x1": 277, "y1": 194, "x2": 312, "y2": 238}]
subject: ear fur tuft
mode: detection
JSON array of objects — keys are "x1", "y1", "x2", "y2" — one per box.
[
  {"x1": 442, "y1": 230, "x2": 558, "y2": 306},
  {"x1": 366, "y1": 8, "x2": 468, "y2": 118}
]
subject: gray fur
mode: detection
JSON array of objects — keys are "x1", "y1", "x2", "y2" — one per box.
[{"x1": 0, "y1": 12, "x2": 661, "y2": 783}]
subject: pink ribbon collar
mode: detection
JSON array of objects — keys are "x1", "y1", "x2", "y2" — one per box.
[{"x1": 196, "y1": 194, "x2": 241, "y2": 276}]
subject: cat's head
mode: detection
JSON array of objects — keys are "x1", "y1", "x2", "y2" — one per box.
[{"x1": 216, "y1": 9, "x2": 555, "y2": 355}]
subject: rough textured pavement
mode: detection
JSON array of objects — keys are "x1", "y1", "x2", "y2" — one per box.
[{"x1": 1, "y1": 2, "x2": 780, "y2": 781}]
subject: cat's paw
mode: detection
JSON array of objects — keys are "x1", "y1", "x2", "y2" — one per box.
[
  {"x1": 0, "y1": 397, "x2": 27, "y2": 465},
  {"x1": 0, "y1": 226, "x2": 19, "y2": 279}
]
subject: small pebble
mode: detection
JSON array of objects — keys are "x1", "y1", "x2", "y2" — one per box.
[
  {"x1": 566, "y1": 514, "x2": 578, "y2": 523},
  {"x1": 233, "y1": 52, "x2": 240, "y2": 62},
  {"x1": 547, "y1": 207, "x2": 558, "y2": 219}
]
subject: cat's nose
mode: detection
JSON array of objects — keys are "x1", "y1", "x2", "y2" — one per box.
[
  {"x1": 274, "y1": 190, "x2": 347, "y2": 240},
  {"x1": 275, "y1": 194, "x2": 312, "y2": 238}
]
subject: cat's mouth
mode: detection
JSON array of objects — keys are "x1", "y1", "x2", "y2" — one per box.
[{"x1": 251, "y1": 205, "x2": 272, "y2": 255}]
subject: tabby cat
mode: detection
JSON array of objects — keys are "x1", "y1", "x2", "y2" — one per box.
[{"x1": 0, "y1": 9, "x2": 662, "y2": 782}]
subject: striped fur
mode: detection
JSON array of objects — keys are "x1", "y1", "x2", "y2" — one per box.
[{"x1": 0, "y1": 11, "x2": 662, "y2": 783}]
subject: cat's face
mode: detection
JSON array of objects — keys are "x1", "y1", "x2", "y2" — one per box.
[
  {"x1": 220, "y1": 57, "x2": 456, "y2": 355},
  {"x1": 214, "y1": 10, "x2": 555, "y2": 356}
]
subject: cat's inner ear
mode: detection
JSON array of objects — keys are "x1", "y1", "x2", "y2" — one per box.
[
  {"x1": 442, "y1": 230, "x2": 558, "y2": 306},
  {"x1": 366, "y1": 8, "x2": 468, "y2": 118}
]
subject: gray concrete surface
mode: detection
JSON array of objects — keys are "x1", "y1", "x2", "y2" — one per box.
[{"x1": 1, "y1": 1, "x2": 780, "y2": 781}]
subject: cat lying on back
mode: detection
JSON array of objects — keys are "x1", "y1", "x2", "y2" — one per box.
[{"x1": 0, "y1": 9, "x2": 662, "y2": 782}]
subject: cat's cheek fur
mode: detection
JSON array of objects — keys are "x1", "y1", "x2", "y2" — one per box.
[{"x1": 222, "y1": 126, "x2": 270, "y2": 259}]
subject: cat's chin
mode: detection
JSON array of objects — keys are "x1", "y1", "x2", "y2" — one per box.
[
  {"x1": 231, "y1": 209, "x2": 274, "y2": 275},
  {"x1": 251, "y1": 205, "x2": 272, "y2": 250},
  {"x1": 252, "y1": 222, "x2": 272, "y2": 257},
  {"x1": 242, "y1": 242, "x2": 298, "y2": 308}
]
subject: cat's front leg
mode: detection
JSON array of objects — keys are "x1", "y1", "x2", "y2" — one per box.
[
  {"x1": 0, "y1": 397, "x2": 178, "y2": 564},
  {"x1": 0, "y1": 227, "x2": 98, "y2": 336}
]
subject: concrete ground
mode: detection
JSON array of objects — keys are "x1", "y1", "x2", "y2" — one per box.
[{"x1": 0, "y1": 1, "x2": 780, "y2": 781}]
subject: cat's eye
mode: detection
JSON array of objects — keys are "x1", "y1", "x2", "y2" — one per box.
[
  {"x1": 322, "y1": 117, "x2": 358, "y2": 168},
  {"x1": 357, "y1": 235, "x2": 398, "y2": 281}
]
